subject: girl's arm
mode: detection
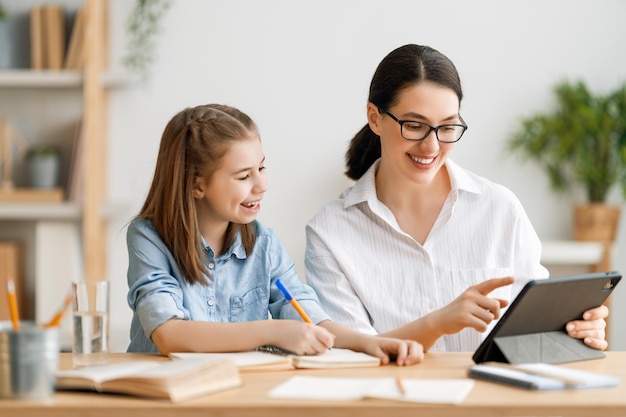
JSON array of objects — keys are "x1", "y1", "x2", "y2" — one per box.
[{"x1": 151, "y1": 318, "x2": 335, "y2": 356}]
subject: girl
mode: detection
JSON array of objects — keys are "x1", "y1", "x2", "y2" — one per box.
[
  {"x1": 305, "y1": 44, "x2": 609, "y2": 353},
  {"x1": 126, "y1": 103, "x2": 423, "y2": 366}
]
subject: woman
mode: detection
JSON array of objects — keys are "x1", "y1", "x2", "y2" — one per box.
[{"x1": 305, "y1": 44, "x2": 608, "y2": 353}]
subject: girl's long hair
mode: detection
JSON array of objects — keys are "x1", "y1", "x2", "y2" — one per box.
[{"x1": 138, "y1": 104, "x2": 258, "y2": 285}]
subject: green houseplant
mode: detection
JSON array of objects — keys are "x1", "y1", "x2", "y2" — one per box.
[
  {"x1": 122, "y1": 0, "x2": 172, "y2": 83},
  {"x1": 506, "y1": 79, "x2": 626, "y2": 241}
]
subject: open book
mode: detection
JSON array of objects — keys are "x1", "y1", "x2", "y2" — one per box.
[
  {"x1": 267, "y1": 376, "x2": 475, "y2": 404},
  {"x1": 170, "y1": 347, "x2": 381, "y2": 372},
  {"x1": 55, "y1": 357, "x2": 242, "y2": 402}
]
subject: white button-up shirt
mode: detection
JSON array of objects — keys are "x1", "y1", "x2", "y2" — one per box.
[{"x1": 305, "y1": 159, "x2": 548, "y2": 352}]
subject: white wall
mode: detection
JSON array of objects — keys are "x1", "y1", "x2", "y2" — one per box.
[{"x1": 105, "y1": 0, "x2": 626, "y2": 351}]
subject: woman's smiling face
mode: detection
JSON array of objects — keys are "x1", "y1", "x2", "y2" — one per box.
[{"x1": 369, "y1": 82, "x2": 462, "y2": 185}]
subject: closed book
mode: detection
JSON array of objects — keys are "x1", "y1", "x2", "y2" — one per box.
[
  {"x1": 64, "y1": 7, "x2": 85, "y2": 70},
  {"x1": 29, "y1": 6, "x2": 44, "y2": 69},
  {"x1": 43, "y1": 5, "x2": 65, "y2": 70}
]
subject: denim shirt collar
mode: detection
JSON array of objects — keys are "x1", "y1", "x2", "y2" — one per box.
[{"x1": 200, "y1": 227, "x2": 248, "y2": 261}]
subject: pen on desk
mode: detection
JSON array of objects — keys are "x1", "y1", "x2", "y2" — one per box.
[
  {"x1": 6, "y1": 277, "x2": 20, "y2": 332},
  {"x1": 395, "y1": 376, "x2": 407, "y2": 396},
  {"x1": 275, "y1": 279, "x2": 313, "y2": 324},
  {"x1": 44, "y1": 288, "x2": 73, "y2": 328}
]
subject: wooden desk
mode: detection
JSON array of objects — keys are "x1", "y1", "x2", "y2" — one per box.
[{"x1": 1, "y1": 352, "x2": 624, "y2": 417}]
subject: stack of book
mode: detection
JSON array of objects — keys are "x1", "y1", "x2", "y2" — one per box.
[{"x1": 30, "y1": 4, "x2": 85, "y2": 70}]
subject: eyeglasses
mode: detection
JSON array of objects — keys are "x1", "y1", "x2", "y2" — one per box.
[{"x1": 380, "y1": 108, "x2": 468, "y2": 143}]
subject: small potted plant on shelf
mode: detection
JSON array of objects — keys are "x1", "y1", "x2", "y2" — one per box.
[
  {"x1": 26, "y1": 145, "x2": 60, "y2": 189},
  {"x1": 505, "y1": 79, "x2": 626, "y2": 242}
]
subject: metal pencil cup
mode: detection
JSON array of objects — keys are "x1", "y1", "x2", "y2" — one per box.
[{"x1": 0, "y1": 321, "x2": 60, "y2": 400}]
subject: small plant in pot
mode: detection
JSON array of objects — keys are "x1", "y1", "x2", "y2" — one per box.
[
  {"x1": 505, "y1": 79, "x2": 626, "y2": 242},
  {"x1": 26, "y1": 145, "x2": 60, "y2": 189}
]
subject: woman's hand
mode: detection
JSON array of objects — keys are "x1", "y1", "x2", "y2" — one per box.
[
  {"x1": 566, "y1": 305, "x2": 609, "y2": 350},
  {"x1": 269, "y1": 320, "x2": 335, "y2": 355},
  {"x1": 427, "y1": 277, "x2": 514, "y2": 336}
]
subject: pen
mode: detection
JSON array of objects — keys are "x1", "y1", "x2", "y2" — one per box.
[
  {"x1": 44, "y1": 288, "x2": 73, "y2": 328},
  {"x1": 395, "y1": 376, "x2": 407, "y2": 396},
  {"x1": 6, "y1": 277, "x2": 20, "y2": 332},
  {"x1": 275, "y1": 279, "x2": 313, "y2": 324}
]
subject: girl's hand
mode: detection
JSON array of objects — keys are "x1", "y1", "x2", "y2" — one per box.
[
  {"x1": 269, "y1": 320, "x2": 335, "y2": 355},
  {"x1": 566, "y1": 304, "x2": 609, "y2": 351},
  {"x1": 360, "y1": 336, "x2": 424, "y2": 366}
]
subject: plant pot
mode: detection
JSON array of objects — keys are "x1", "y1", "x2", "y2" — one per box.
[
  {"x1": 573, "y1": 204, "x2": 621, "y2": 242},
  {"x1": 27, "y1": 152, "x2": 60, "y2": 189}
]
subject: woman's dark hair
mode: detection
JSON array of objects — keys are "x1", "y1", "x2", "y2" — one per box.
[
  {"x1": 345, "y1": 44, "x2": 463, "y2": 180},
  {"x1": 138, "y1": 104, "x2": 258, "y2": 285}
]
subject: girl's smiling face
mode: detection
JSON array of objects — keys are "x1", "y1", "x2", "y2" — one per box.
[{"x1": 194, "y1": 134, "x2": 268, "y2": 228}]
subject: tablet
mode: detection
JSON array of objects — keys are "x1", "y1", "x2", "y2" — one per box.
[{"x1": 472, "y1": 271, "x2": 621, "y2": 364}]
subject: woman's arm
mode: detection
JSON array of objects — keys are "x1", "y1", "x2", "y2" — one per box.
[{"x1": 379, "y1": 277, "x2": 514, "y2": 351}]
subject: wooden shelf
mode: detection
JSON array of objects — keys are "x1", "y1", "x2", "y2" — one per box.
[
  {"x1": 0, "y1": 202, "x2": 80, "y2": 220},
  {"x1": 0, "y1": 69, "x2": 129, "y2": 89}
]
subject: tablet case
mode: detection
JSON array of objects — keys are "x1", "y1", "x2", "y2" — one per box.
[{"x1": 472, "y1": 271, "x2": 621, "y2": 365}]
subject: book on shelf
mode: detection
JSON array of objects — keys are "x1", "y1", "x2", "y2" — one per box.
[
  {"x1": 267, "y1": 376, "x2": 475, "y2": 404},
  {"x1": 169, "y1": 347, "x2": 381, "y2": 372},
  {"x1": 468, "y1": 362, "x2": 621, "y2": 390},
  {"x1": 66, "y1": 116, "x2": 84, "y2": 202},
  {"x1": 64, "y1": 6, "x2": 85, "y2": 70},
  {"x1": 29, "y1": 6, "x2": 45, "y2": 69},
  {"x1": 44, "y1": 4, "x2": 66, "y2": 70},
  {"x1": 29, "y1": 4, "x2": 66, "y2": 70},
  {"x1": 55, "y1": 357, "x2": 242, "y2": 402},
  {"x1": 0, "y1": 188, "x2": 64, "y2": 203}
]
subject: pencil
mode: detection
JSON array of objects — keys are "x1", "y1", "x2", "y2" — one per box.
[
  {"x1": 396, "y1": 376, "x2": 407, "y2": 395},
  {"x1": 44, "y1": 288, "x2": 73, "y2": 328},
  {"x1": 275, "y1": 279, "x2": 313, "y2": 323},
  {"x1": 6, "y1": 277, "x2": 20, "y2": 332}
]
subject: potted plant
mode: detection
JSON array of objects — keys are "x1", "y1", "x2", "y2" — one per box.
[
  {"x1": 505, "y1": 79, "x2": 626, "y2": 242},
  {"x1": 26, "y1": 145, "x2": 60, "y2": 189}
]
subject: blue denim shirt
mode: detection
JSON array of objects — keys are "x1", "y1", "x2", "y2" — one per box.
[{"x1": 126, "y1": 218, "x2": 330, "y2": 352}]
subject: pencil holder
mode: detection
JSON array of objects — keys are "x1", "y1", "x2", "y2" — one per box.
[{"x1": 0, "y1": 321, "x2": 60, "y2": 400}]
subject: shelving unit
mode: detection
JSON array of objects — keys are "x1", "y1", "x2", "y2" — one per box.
[{"x1": 0, "y1": 0, "x2": 117, "y2": 340}]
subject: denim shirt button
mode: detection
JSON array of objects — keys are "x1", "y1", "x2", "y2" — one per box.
[
  {"x1": 208, "y1": 262, "x2": 215, "y2": 269},
  {"x1": 208, "y1": 298, "x2": 215, "y2": 306}
]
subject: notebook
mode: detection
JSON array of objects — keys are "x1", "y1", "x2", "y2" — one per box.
[{"x1": 170, "y1": 347, "x2": 381, "y2": 371}]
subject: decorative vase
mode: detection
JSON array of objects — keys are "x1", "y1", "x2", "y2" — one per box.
[{"x1": 573, "y1": 204, "x2": 621, "y2": 242}]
